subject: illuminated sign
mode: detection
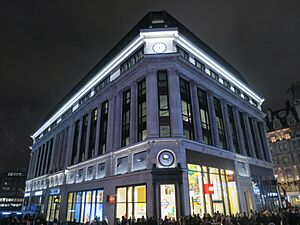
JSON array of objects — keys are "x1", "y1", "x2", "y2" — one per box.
[
  {"x1": 34, "y1": 191, "x2": 43, "y2": 196},
  {"x1": 49, "y1": 188, "x2": 60, "y2": 195},
  {"x1": 24, "y1": 193, "x2": 30, "y2": 197},
  {"x1": 204, "y1": 184, "x2": 214, "y2": 194},
  {"x1": 53, "y1": 197, "x2": 60, "y2": 204},
  {"x1": 107, "y1": 195, "x2": 116, "y2": 203}
]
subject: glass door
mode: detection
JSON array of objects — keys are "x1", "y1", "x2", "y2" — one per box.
[{"x1": 160, "y1": 184, "x2": 177, "y2": 219}]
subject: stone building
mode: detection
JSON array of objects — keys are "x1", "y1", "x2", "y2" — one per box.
[{"x1": 24, "y1": 11, "x2": 279, "y2": 223}]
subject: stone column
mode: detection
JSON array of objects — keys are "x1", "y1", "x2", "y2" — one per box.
[
  {"x1": 106, "y1": 95, "x2": 116, "y2": 153},
  {"x1": 190, "y1": 81, "x2": 203, "y2": 142},
  {"x1": 146, "y1": 69, "x2": 159, "y2": 138},
  {"x1": 130, "y1": 82, "x2": 138, "y2": 144},
  {"x1": 243, "y1": 113, "x2": 257, "y2": 158},
  {"x1": 207, "y1": 92, "x2": 219, "y2": 147},
  {"x1": 84, "y1": 111, "x2": 92, "y2": 160},
  {"x1": 168, "y1": 68, "x2": 184, "y2": 138},
  {"x1": 221, "y1": 100, "x2": 235, "y2": 152},
  {"x1": 233, "y1": 107, "x2": 247, "y2": 156}
]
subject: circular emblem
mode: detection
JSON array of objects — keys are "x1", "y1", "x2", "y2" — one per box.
[
  {"x1": 157, "y1": 149, "x2": 175, "y2": 167},
  {"x1": 152, "y1": 42, "x2": 167, "y2": 53}
]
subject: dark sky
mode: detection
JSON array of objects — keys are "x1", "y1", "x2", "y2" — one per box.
[{"x1": 0, "y1": 1, "x2": 299, "y2": 173}]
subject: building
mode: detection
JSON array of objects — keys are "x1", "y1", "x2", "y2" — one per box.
[
  {"x1": 266, "y1": 82, "x2": 300, "y2": 207},
  {"x1": 24, "y1": 11, "x2": 279, "y2": 223},
  {"x1": 0, "y1": 171, "x2": 26, "y2": 216}
]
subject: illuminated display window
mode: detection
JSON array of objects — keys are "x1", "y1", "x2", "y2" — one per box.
[
  {"x1": 66, "y1": 189, "x2": 104, "y2": 224},
  {"x1": 46, "y1": 195, "x2": 60, "y2": 222},
  {"x1": 160, "y1": 184, "x2": 177, "y2": 219},
  {"x1": 116, "y1": 185, "x2": 146, "y2": 219},
  {"x1": 187, "y1": 164, "x2": 239, "y2": 216}
]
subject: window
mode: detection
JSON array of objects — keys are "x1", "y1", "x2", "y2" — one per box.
[
  {"x1": 180, "y1": 78, "x2": 194, "y2": 140},
  {"x1": 195, "y1": 59, "x2": 205, "y2": 71},
  {"x1": 138, "y1": 79, "x2": 147, "y2": 141},
  {"x1": 158, "y1": 70, "x2": 171, "y2": 137},
  {"x1": 78, "y1": 114, "x2": 88, "y2": 163},
  {"x1": 249, "y1": 117, "x2": 260, "y2": 159},
  {"x1": 133, "y1": 151, "x2": 147, "y2": 171},
  {"x1": 227, "y1": 105, "x2": 240, "y2": 153},
  {"x1": 79, "y1": 91, "x2": 91, "y2": 105},
  {"x1": 99, "y1": 101, "x2": 108, "y2": 155},
  {"x1": 160, "y1": 184, "x2": 177, "y2": 219},
  {"x1": 120, "y1": 48, "x2": 144, "y2": 74},
  {"x1": 116, "y1": 157, "x2": 128, "y2": 175},
  {"x1": 96, "y1": 163, "x2": 106, "y2": 179},
  {"x1": 209, "y1": 70, "x2": 219, "y2": 81},
  {"x1": 88, "y1": 108, "x2": 98, "y2": 159},
  {"x1": 197, "y1": 88, "x2": 212, "y2": 145},
  {"x1": 116, "y1": 185, "x2": 146, "y2": 219},
  {"x1": 71, "y1": 120, "x2": 80, "y2": 165},
  {"x1": 45, "y1": 138, "x2": 53, "y2": 174},
  {"x1": 177, "y1": 46, "x2": 189, "y2": 60},
  {"x1": 94, "y1": 76, "x2": 110, "y2": 94},
  {"x1": 214, "y1": 98, "x2": 227, "y2": 149},
  {"x1": 257, "y1": 122, "x2": 268, "y2": 161},
  {"x1": 122, "y1": 90, "x2": 131, "y2": 147},
  {"x1": 239, "y1": 112, "x2": 250, "y2": 156},
  {"x1": 223, "y1": 79, "x2": 230, "y2": 88}
]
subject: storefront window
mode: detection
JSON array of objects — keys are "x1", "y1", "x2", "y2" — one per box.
[
  {"x1": 160, "y1": 184, "x2": 176, "y2": 219},
  {"x1": 66, "y1": 189, "x2": 104, "y2": 223},
  {"x1": 46, "y1": 195, "x2": 60, "y2": 221},
  {"x1": 116, "y1": 185, "x2": 146, "y2": 219},
  {"x1": 188, "y1": 164, "x2": 239, "y2": 216}
]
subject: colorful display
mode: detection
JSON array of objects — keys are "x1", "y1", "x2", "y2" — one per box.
[{"x1": 160, "y1": 184, "x2": 177, "y2": 219}]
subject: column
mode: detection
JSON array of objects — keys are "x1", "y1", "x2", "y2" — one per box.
[
  {"x1": 207, "y1": 92, "x2": 219, "y2": 147},
  {"x1": 113, "y1": 93, "x2": 122, "y2": 150},
  {"x1": 221, "y1": 100, "x2": 235, "y2": 152},
  {"x1": 259, "y1": 122, "x2": 273, "y2": 162},
  {"x1": 106, "y1": 95, "x2": 116, "y2": 153},
  {"x1": 130, "y1": 82, "x2": 138, "y2": 144},
  {"x1": 168, "y1": 68, "x2": 184, "y2": 138},
  {"x1": 190, "y1": 81, "x2": 203, "y2": 142},
  {"x1": 146, "y1": 69, "x2": 159, "y2": 138},
  {"x1": 84, "y1": 111, "x2": 92, "y2": 160},
  {"x1": 233, "y1": 107, "x2": 247, "y2": 156},
  {"x1": 243, "y1": 113, "x2": 257, "y2": 158}
]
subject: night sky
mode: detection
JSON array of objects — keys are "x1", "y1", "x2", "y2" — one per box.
[{"x1": 0, "y1": 1, "x2": 299, "y2": 173}]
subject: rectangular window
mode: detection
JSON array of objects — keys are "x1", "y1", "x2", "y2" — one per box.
[
  {"x1": 239, "y1": 112, "x2": 250, "y2": 156},
  {"x1": 157, "y1": 70, "x2": 171, "y2": 137},
  {"x1": 46, "y1": 138, "x2": 53, "y2": 174},
  {"x1": 249, "y1": 117, "x2": 260, "y2": 159},
  {"x1": 177, "y1": 46, "x2": 189, "y2": 60},
  {"x1": 257, "y1": 122, "x2": 268, "y2": 161},
  {"x1": 160, "y1": 184, "x2": 177, "y2": 219},
  {"x1": 78, "y1": 114, "x2": 88, "y2": 163},
  {"x1": 120, "y1": 48, "x2": 144, "y2": 74},
  {"x1": 88, "y1": 108, "x2": 98, "y2": 159},
  {"x1": 197, "y1": 88, "x2": 212, "y2": 145},
  {"x1": 210, "y1": 70, "x2": 219, "y2": 81},
  {"x1": 71, "y1": 120, "x2": 80, "y2": 165},
  {"x1": 99, "y1": 101, "x2": 108, "y2": 155},
  {"x1": 180, "y1": 78, "x2": 194, "y2": 140},
  {"x1": 227, "y1": 105, "x2": 240, "y2": 153},
  {"x1": 214, "y1": 98, "x2": 227, "y2": 149},
  {"x1": 138, "y1": 79, "x2": 147, "y2": 141},
  {"x1": 116, "y1": 185, "x2": 146, "y2": 220},
  {"x1": 195, "y1": 59, "x2": 205, "y2": 71},
  {"x1": 122, "y1": 90, "x2": 131, "y2": 147},
  {"x1": 41, "y1": 141, "x2": 49, "y2": 175}
]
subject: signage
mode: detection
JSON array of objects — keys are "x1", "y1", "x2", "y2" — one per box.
[
  {"x1": 53, "y1": 197, "x2": 60, "y2": 204},
  {"x1": 194, "y1": 196, "x2": 201, "y2": 205},
  {"x1": 24, "y1": 193, "x2": 31, "y2": 197},
  {"x1": 107, "y1": 195, "x2": 116, "y2": 203},
  {"x1": 49, "y1": 188, "x2": 60, "y2": 195},
  {"x1": 34, "y1": 191, "x2": 43, "y2": 196},
  {"x1": 204, "y1": 184, "x2": 214, "y2": 195},
  {"x1": 161, "y1": 199, "x2": 169, "y2": 208}
]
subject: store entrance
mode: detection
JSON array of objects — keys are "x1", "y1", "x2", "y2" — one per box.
[{"x1": 160, "y1": 184, "x2": 177, "y2": 220}]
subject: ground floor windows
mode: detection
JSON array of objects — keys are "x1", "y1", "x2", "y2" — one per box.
[
  {"x1": 116, "y1": 185, "x2": 146, "y2": 220},
  {"x1": 66, "y1": 189, "x2": 104, "y2": 224},
  {"x1": 188, "y1": 164, "x2": 239, "y2": 216},
  {"x1": 46, "y1": 195, "x2": 60, "y2": 221},
  {"x1": 160, "y1": 184, "x2": 177, "y2": 219}
]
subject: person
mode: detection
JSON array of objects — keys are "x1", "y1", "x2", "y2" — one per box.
[{"x1": 52, "y1": 218, "x2": 58, "y2": 225}]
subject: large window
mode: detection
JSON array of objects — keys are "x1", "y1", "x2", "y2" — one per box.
[
  {"x1": 78, "y1": 114, "x2": 88, "y2": 162},
  {"x1": 138, "y1": 79, "x2": 147, "y2": 141},
  {"x1": 71, "y1": 120, "x2": 80, "y2": 165},
  {"x1": 160, "y1": 184, "x2": 177, "y2": 219},
  {"x1": 249, "y1": 117, "x2": 260, "y2": 159},
  {"x1": 239, "y1": 112, "x2": 250, "y2": 156},
  {"x1": 122, "y1": 90, "x2": 131, "y2": 147},
  {"x1": 99, "y1": 101, "x2": 108, "y2": 155},
  {"x1": 213, "y1": 98, "x2": 227, "y2": 149},
  {"x1": 197, "y1": 88, "x2": 212, "y2": 145},
  {"x1": 116, "y1": 185, "x2": 146, "y2": 219},
  {"x1": 227, "y1": 105, "x2": 240, "y2": 153},
  {"x1": 66, "y1": 190, "x2": 104, "y2": 224},
  {"x1": 180, "y1": 78, "x2": 194, "y2": 140},
  {"x1": 158, "y1": 70, "x2": 171, "y2": 137},
  {"x1": 46, "y1": 195, "x2": 60, "y2": 221},
  {"x1": 188, "y1": 164, "x2": 239, "y2": 216},
  {"x1": 88, "y1": 108, "x2": 98, "y2": 159},
  {"x1": 257, "y1": 122, "x2": 268, "y2": 161}
]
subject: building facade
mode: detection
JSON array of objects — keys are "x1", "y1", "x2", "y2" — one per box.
[
  {"x1": 0, "y1": 171, "x2": 26, "y2": 216},
  {"x1": 24, "y1": 11, "x2": 279, "y2": 223},
  {"x1": 266, "y1": 82, "x2": 300, "y2": 207}
]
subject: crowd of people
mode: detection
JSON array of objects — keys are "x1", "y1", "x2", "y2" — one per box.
[{"x1": 1, "y1": 208, "x2": 300, "y2": 225}]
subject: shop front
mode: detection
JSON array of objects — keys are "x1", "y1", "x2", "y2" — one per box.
[{"x1": 46, "y1": 188, "x2": 61, "y2": 221}]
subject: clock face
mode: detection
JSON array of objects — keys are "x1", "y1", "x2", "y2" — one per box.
[
  {"x1": 152, "y1": 42, "x2": 167, "y2": 53},
  {"x1": 158, "y1": 150, "x2": 175, "y2": 167}
]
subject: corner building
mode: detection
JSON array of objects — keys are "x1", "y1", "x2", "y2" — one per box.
[{"x1": 24, "y1": 11, "x2": 280, "y2": 223}]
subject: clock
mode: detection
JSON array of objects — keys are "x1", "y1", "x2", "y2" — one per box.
[
  {"x1": 152, "y1": 42, "x2": 167, "y2": 53},
  {"x1": 157, "y1": 149, "x2": 175, "y2": 167}
]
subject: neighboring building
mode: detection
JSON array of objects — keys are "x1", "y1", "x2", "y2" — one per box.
[
  {"x1": 24, "y1": 11, "x2": 279, "y2": 223},
  {"x1": 266, "y1": 82, "x2": 300, "y2": 207},
  {"x1": 0, "y1": 171, "x2": 26, "y2": 216}
]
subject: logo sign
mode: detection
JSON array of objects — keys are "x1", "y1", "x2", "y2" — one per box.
[
  {"x1": 107, "y1": 195, "x2": 116, "y2": 203},
  {"x1": 34, "y1": 191, "x2": 43, "y2": 196},
  {"x1": 204, "y1": 184, "x2": 214, "y2": 195},
  {"x1": 161, "y1": 199, "x2": 169, "y2": 209},
  {"x1": 194, "y1": 196, "x2": 201, "y2": 205},
  {"x1": 49, "y1": 188, "x2": 60, "y2": 195},
  {"x1": 53, "y1": 197, "x2": 60, "y2": 204},
  {"x1": 24, "y1": 193, "x2": 30, "y2": 197}
]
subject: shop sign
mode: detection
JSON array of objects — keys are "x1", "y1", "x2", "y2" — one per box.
[
  {"x1": 34, "y1": 191, "x2": 43, "y2": 196},
  {"x1": 24, "y1": 192, "x2": 31, "y2": 197},
  {"x1": 49, "y1": 188, "x2": 60, "y2": 195},
  {"x1": 53, "y1": 197, "x2": 60, "y2": 204},
  {"x1": 161, "y1": 199, "x2": 169, "y2": 208},
  {"x1": 194, "y1": 196, "x2": 201, "y2": 205},
  {"x1": 107, "y1": 195, "x2": 116, "y2": 203},
  {"x1": 204, "y1": 184, "x2": 214, "y2": 194}
]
